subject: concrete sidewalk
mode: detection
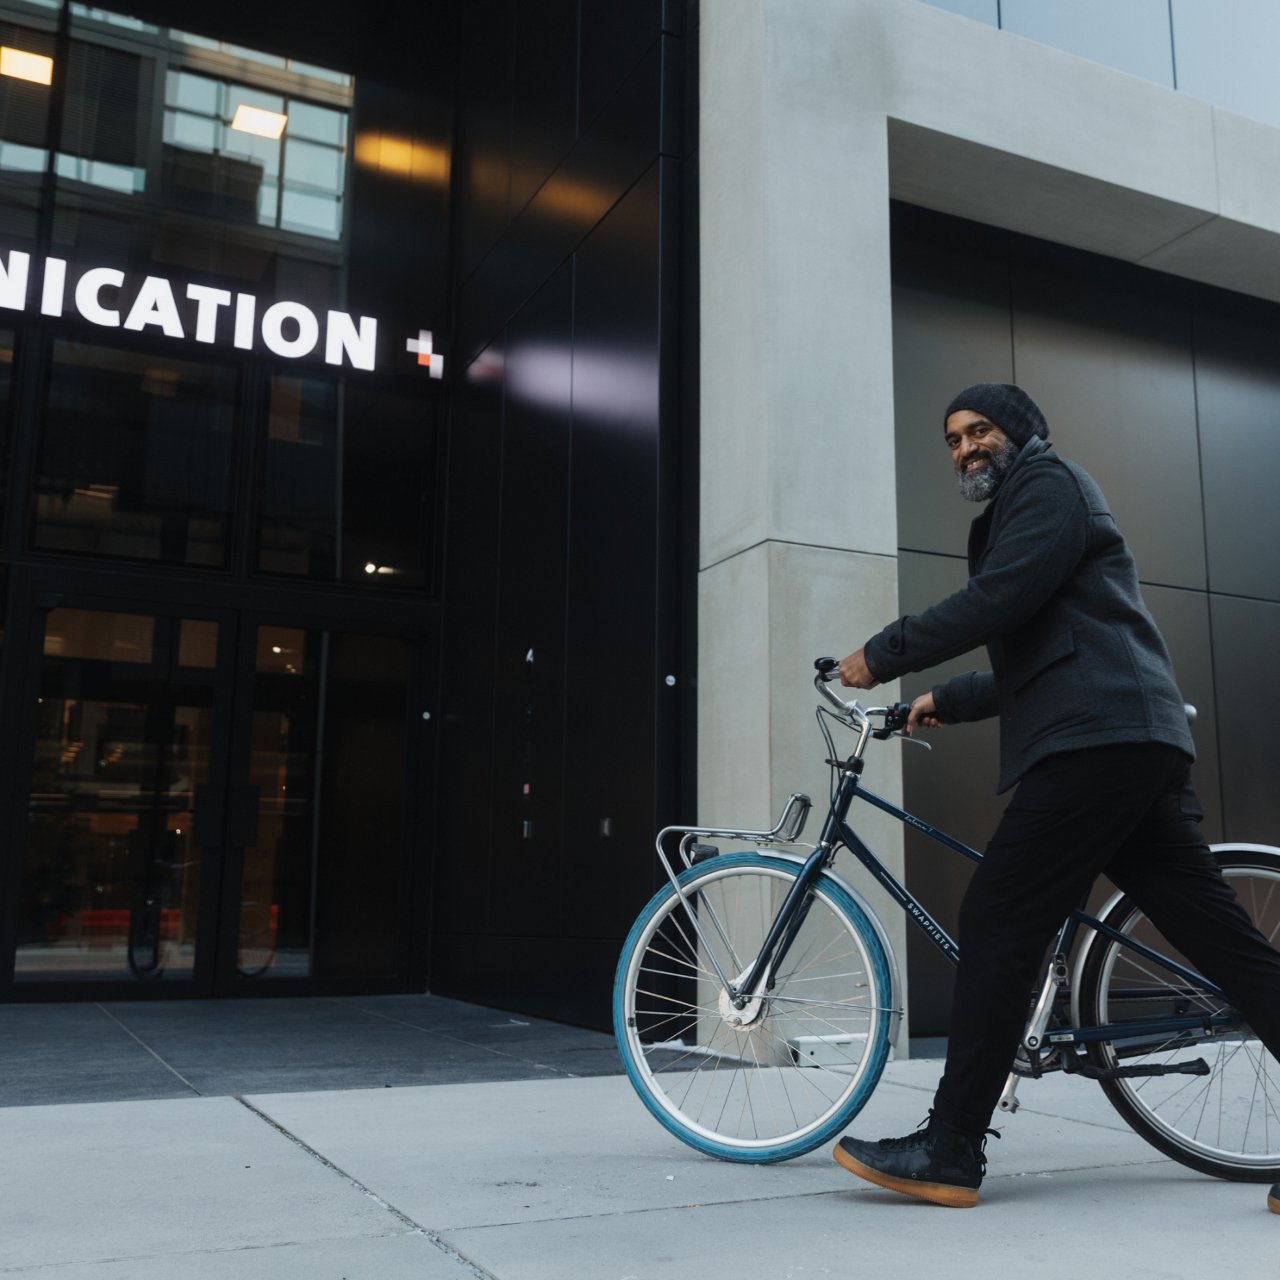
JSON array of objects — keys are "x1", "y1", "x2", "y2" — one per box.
[{"x1": 1, "y1": 1050, "x2": 1273, "y2": 1278}]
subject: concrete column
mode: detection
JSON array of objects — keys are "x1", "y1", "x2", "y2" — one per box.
[{"x1": 699, "y1": 0, "x2": 911, "y2": 1054}]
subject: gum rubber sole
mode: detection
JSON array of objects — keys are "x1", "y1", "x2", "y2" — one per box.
[
  {"x1": 833, "y1": 1142, "x2": 980, "y2": 1209},
  {"x1": 1269, "y1": 1187, "x2": 1279, "y2": 1216}
]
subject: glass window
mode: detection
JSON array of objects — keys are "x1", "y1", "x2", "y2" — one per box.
[
  {"x1": 158, "y1": 61, "x2": 348, "y2": 241},
  {"x1": 919, "y1": 0, "x2": 998, "y2": 23},
  {"x1": 239, "y1": 627, "x2": 409, "y2": 980},
  {"x1": 288, "y1": 101, "x2": 347, "y2": 147},
  {"x1": 57, "y1": 36, "x2": 152, "y2": 195},
  {"x1": 33, "y1": 340, "x2": 236, "y2": 567},
  {"x1": 284, "y1": 138, "x2": 342, "y2": 190},
  {"x1": 280, "y1": 188, "x2": 340, "y2": 237},
  {"x1": 1001, "y1": 0, "x2": 1174, "y2": 88},
  {"x1": 0, "y1": 328, "x2": 12, "y2": 538},
  {"x1": 257, "y1": 373, "x2": 339, "y2": 579},
  {"x1": 255, "y1": 377, "x2": 437, "y2": 589},
  {"x1": 0, "y1": 18, "x2": 56, "y2": 238},
  {"x1": 1171, "y1": 0, "x2": 1280, "y2": 130},
  {"x1": 166, "y1": 69, "x2": 220, "y2": 115},
  {"x1": 342, "y1": 384, "x2": 436, "y2": 589}
]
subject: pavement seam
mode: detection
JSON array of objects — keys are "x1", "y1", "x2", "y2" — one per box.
[
  {"x1": 0, "y1": 1231, "x2": 421, "y2": 1275},
  {"x1": 235, "y1": 1095, "x2": 501, "y2": 1280},
  {"x1": 337, "y1": 998, "x2": 586, "y2": 1080},
  {"x1": 94, "y1": 1004, "x2": 203, "y2": 1097},
  {"x1": 874, "y1": 1079, "x2": 1136, "y2": 1135}
]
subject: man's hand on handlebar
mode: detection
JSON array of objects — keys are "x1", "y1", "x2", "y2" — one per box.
[
  {"x1": 838, "y1": 648, "x2": 879, "y2": 690},
  {"x1": 904, "y1": 691, "x2": 942, "y2": 737}
]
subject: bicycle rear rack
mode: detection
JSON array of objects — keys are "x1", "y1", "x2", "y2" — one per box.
[{"x1": 654, "y1": 792, "x2": 813, "y2": 879}]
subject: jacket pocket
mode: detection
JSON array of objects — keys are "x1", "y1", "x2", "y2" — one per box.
[{"x1": 1006, "y1": 625, "x2": 1077, "y2": 697}]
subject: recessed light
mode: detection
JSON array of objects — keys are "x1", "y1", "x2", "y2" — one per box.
[
  {"x1": 230, "y1": 104, "x2": 286, "y2": 139},
  {"x1": 0, "y1": 47, "x2": 53, "y2": 86}
]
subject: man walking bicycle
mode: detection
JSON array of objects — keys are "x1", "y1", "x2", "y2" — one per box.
[{"x1": 833, "y1": 382, "x2": 1280, "y2": 1211}]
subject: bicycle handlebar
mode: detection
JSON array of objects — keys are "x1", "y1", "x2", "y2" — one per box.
[
  {"x1": 814, "y1": 657, "x2": 1198, "y2": 737},
  {"x1": 813, "y1": 657, "x2": 913, "y2": 740}
]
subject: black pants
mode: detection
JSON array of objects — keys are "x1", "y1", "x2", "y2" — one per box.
[{"x1": 932, "y1": 742, "x2": 1280, "y2": 1136}]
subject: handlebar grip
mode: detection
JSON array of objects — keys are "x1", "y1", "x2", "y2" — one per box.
[{"x1": 815, "y1": 656, "x2": 839, "y2": 682}]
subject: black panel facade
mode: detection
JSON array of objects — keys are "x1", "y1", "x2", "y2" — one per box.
[
  {"x1": 0, "y1": 0, "x2": 694, "y2": 1019},
  {"x1": 435, "y1": 7, "x2": 692, "y2": 1029}
]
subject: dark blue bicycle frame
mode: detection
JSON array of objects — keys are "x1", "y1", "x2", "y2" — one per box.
[{"x1": 729, "y1": 758, "x2": 1233, "y2": 1052}]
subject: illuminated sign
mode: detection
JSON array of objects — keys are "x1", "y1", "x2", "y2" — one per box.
[{"x1": 0, "y1": 248, "x2": 443, "y2": 378}]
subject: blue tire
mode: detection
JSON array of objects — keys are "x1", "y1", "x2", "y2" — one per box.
[{"x1": 614, "y1": 852, "x2": 893, "y2": 1163}]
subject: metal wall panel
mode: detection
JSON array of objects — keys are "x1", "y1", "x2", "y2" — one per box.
[
  {"x1": 1211, "y1": 594, "x2": 1280, "y2": 841},
  {"x1": 896, "y1": 550, "x2": 1002, "y2": 1034},
  {"x1": 1141, "y1": 584, "x2": 1223, "y2": 840},
  {"x1": 1010, "y1": 240, "x2": 1205, "y2": 590},
  {"x1": 1190, "y1": 291, "x2": 1280, "y2": 602},
  {"x1": 890, "y1": 206, "x2": 1280, "y2": 1034},
  {"x1": 562, "y1": 165, "x2": 664, "y2": 943},
  {"x1": 890, "y1": 205, "x2": 1013, "y2": 560},
  {"x1": 489, "y1": 263, "x2": 575, "y2": 938},
  {"x1": 439, "y1": 4, "x2": 687, "y2": 1028}
]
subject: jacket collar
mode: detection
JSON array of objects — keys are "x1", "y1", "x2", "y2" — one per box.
[{"x1": 966, "y1": 435, "x2": 1050, "y2": 561}]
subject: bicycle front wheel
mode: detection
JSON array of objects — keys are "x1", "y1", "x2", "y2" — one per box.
[
  {"x1": 614, "y1": 853, "x2": 893, "y2": 1163},
  {"x1": 1077, "y1": 846, "x2": 1280, "y2": 1181}
]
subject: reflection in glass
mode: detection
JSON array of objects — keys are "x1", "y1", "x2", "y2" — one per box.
[
  {"x1": 341, "y1": 383, "x2": 435, "y2": 589},
  {"x1": 239, "y1": 626, "x2": 408, "y2": 980},
  {"x1": 16, "y1": 608, "x2": 215, "y2": 981},
  {"x1": 0, "y1": 328, "x2": 12, "y2": 533},
  {"x1": 0, "y1": 17, "x2": 54, "y2": 240},
  {"x1": 33, "y1": 340, "x2": 236, "y2": 566},
  {"x1": 258, "y1": 373, "x2": 339, "y2": 579},
  {"x1": 160, "y1": 52, "x2": 349, "y2": 240},
  {"x1": 242, "y1": 625, "x2": 315, "y2": 978}
]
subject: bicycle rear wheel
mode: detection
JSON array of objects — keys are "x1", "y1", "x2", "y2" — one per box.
[
  {"x1": 613, "y1": 852, "x2": 893, "y2": 1163},
  {"x1": 1077, "y1": 846, "x2": 1280, "y2": 1181}
]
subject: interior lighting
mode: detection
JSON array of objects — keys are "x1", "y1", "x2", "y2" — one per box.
[
  {"x1": 364, "y1": 562, "x2": 377, "y2": 575},
  {"x1": 0, "y1": 47, "x2": 54, "y2": 85},
  {"x1": 230, "y1": 104, "x2": 287, "y2": 140}
]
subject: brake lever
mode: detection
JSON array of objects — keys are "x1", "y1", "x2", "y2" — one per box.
[{"x1": 894, "y1": 731, "x2": 932, "y2": 751}]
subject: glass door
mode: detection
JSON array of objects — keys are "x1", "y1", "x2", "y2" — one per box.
[
  {"x1": 14, "y1": 604, "x2": 232, "y2": 990},
  {"x1": 227, "y1": 622, "x2": 414, "y2": 986},
  {"x1": 4, "y1": 587, "x2": 425, "y2": 996}
]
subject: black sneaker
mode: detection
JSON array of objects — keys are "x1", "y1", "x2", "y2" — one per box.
[
  {"x1": 833, "y1": 1112, "x2": 998, "y2": 1209},
  {"x1": 1269, "y1": 1184, "x2": 1279, "y2": 1215}
]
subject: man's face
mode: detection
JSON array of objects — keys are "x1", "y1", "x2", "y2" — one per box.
[{"x1": 944, "y1": 409, "x2": 1017, "y2": 502}]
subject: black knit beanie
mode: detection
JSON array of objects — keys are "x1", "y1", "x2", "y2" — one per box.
[{"x1": 943, "y1": 383, "x2": 1049, "y2": 447}]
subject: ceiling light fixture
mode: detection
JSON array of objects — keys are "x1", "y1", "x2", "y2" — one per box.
[
  {"x1": 230, "y1": 104, "x2": 287, "y2": 139},
  {"x1": 0, "y1": 46, "x2": 53, "y2": 85}
]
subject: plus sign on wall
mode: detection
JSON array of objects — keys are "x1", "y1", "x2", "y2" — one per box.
[{"x1": 406, "y1": 329, "x2": 444, "y2": 378}]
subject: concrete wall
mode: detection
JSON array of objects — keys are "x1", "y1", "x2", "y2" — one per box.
[{"x1": 698, "y1": 0, "x2": 1280, "y2": 1053}]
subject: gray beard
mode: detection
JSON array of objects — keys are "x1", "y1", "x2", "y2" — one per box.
[{"x1": 957, "y1": 438, "x2": 1020, "y2": 502}]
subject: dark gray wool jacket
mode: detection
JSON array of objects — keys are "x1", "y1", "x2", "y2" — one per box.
[{"x1": 863, "y1": 435, "x2": 1195, "y2": 793}]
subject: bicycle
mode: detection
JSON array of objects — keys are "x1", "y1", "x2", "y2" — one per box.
[{"x1": 613, "y1": 658, "x2": 1280, "y2": 1179}]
